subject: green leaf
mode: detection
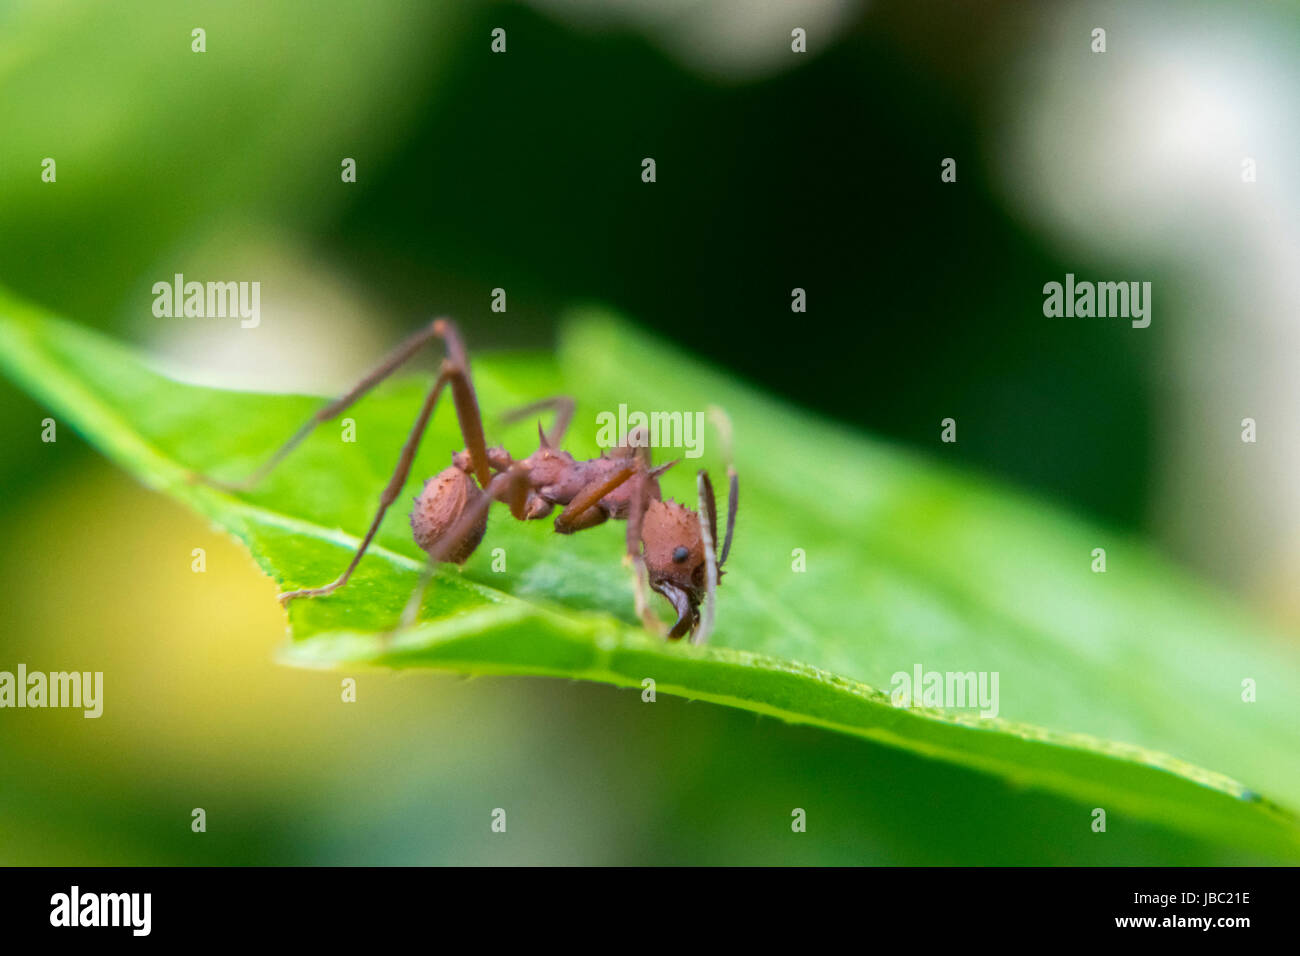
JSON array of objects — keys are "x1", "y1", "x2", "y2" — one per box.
[{"x1": 2, "y1": 285, "x2": 1298, "y2": 860}]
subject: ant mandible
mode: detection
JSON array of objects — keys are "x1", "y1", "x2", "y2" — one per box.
[{"x1": 194, "y1": 318, "x2": 738, "y2": 643}]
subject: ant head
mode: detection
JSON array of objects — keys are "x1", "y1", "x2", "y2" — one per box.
[{"x1": 641, "y1": 499, "x2": 714, "y2": 639}]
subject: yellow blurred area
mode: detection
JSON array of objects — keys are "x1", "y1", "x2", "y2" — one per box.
[{"x1": 0, "y1": 457, "x2": 640, "y2": 863}]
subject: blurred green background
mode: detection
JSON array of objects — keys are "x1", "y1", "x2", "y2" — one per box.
[{"x1": 1, "y1": 0, "x2": 1297, "y2": 864}]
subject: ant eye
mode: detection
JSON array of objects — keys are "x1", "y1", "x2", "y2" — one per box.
[{"x1": 672, "y1": 545, "x2": 690, "y2": 563}]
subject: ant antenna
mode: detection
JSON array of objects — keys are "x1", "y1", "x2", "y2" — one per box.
[
  {"x1": 695, "y1": 470, "x2": 719, "y2": 645},
  {"x1": 707, "y1": 406, "x2": 738, "y2": 567}
]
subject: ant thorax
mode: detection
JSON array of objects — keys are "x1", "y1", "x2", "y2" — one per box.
[{"x1": 534, "y1": 454, "x2": 662, "y2": 520}]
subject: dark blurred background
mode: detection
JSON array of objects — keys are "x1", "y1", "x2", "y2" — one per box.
[{"x1": 1, "y1": 0, "x2": 1296, "y2": 863}]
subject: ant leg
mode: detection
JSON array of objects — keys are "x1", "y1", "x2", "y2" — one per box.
[
  {"x1": 499, "y1": 396, "x2": 575, "y2": 449},
  {"x1": 396, "y1": 461, "x2": 532, "y2": 629},
  {"x1": 552, "y1": 463, "x2": 635, "y2": 533},
  {"x1": 192, "y1": 320, "x2": 441, "y2": 492},
  {"x1": 436, "y1": 320, "x2": 492, "y2": 488},
  {"x1": 277, "y1": 370, "x2": 451, "y2": 604},
  {"x1": 621, "y1": 424, "x2": 654, "y2": 468},
  {"x1": 545, "y1": 463, "x2": 661, "y2": 633},
  {"x1": 278, "y1": 322, "x2": 494, "y2": 605},
  {"x1": 623, "y1": 467, "x2": 663, "y2": 634},
  {"x1": 192, "y1": 318, "x2": 491, "y2": 492}
]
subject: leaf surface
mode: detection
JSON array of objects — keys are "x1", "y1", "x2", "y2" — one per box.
[{"x1": 2, "y1": 288, "x2": 1297, "y2": 859}]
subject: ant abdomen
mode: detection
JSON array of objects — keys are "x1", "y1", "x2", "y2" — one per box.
[{"x1": 411, "y1": 466, "x2": 488, "y2": 563}]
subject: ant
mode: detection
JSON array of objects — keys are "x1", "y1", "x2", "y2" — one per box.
[{"x1": 194, "y1": 318, "x2": 738, "y2": 643}]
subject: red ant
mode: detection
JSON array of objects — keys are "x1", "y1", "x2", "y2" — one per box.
[{"x1": 195, "y1": 318, "x2": 738, "y2": 643}]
